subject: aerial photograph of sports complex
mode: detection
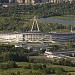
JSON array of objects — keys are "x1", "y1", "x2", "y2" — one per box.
[{"x1": 0, "y1": 0, "x2": 75, "y2": 75}]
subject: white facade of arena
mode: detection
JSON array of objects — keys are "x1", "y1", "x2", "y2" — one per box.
[
  {"x1": 23, "y1": 32, "x2": 52, "y2": 42},
  {"x1": 0, "y1": 33, "x2": 23, "y2": 43}
]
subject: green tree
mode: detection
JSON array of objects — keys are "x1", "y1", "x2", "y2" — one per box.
[{"x1": 66, "y1": 42, "x2": 74, "y2": 49}]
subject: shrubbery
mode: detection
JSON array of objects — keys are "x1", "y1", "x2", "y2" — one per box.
[{"x1": 0, "y1": 61, "x2": 18, "y2": 69}]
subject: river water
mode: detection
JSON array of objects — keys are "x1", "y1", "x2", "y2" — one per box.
[{"x1": 39, "y1": 17, "x2": 75, "y2": 25}]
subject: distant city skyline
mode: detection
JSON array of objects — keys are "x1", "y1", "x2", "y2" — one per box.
[{"x1": 0, "y1": 0, "x2": 73, "y2": 4}]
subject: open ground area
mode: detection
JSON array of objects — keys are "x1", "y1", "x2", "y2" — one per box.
[{"x1": 0, "y1": 62, "x2": 75, "y2": 75}]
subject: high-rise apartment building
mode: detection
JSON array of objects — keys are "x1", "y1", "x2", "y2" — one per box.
[
  {"x1": 9, "y1": 0, "x2": 15, "y2": 3},
  {"x1": 0, "y1": 0, "x2": 73, "y2": 4},
  {"x1": 0, "y1": 0, "x2": 15, "y2": 3},
  {"x1": 25, "y1": 0, "x2": 35, "y2": 4},
  {"x1": 16, "y1": 0, "x2": 23, "y2": 3},
  {"x1": 0, "y1": 0, "x2": 8, "y2": 3},
  {"x1": 49, "y1": 0, "x2": 73, "y2": 3}
]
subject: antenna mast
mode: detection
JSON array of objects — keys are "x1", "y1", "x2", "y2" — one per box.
[
  {"x1": 71, "y1": 25, "x2": 73, "y2": 33},
  {"x1": 31, "y1": 16, "x2": 40, "y2": 32}
]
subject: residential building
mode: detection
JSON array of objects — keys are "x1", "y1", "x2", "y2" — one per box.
[{"x1": 0, "y1": 0, "x2": 73, "y2": 4}]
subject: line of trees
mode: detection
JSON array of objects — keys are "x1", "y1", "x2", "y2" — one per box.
[
  {"x1": 0, "y1": 44, "x2": 75, "y2": 67},
  {"x1": 0, "y1": 61, "x2": 18, "y2": 69},
  {"x1": 0, "y1": 1, "x2": 75, "y2": 17},
  {"x1": 0, "y1": 63, "x2": 71, "y2": 75},
  {"x1": 29, "y1": 56, "x2": 75, "y2": 67},
  {"x1": 0, "y1": 44, "x2": 73, "y2": 75},
  {"x1": 0, "y1": 1, "x2": 75, "y2": 32},
  {"x1": 0, "y1": 44, "x2": 38, "y2": 62},
  {"x1": 0, "y1": 17, "x2": 75, "y2": 32}
]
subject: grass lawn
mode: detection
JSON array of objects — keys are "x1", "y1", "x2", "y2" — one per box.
[
  {"x1": 0, "y1": 68, "x2": 31, "y2": 75},
  {"x1": 70, "y1": 72, "x2": 75, "y2": 75},
  {"x1": 16, "y1": 62, "x2": 75, "y2": 75},
  {"x1": 47, "y1": 64, "x2": 75, "y2": 72},
  {"x1": 0, "y1": 62, "x2": 75, "y2": 75},
  {"x1": 16, "y1": 62, "x2": 75, "y2": 71}
]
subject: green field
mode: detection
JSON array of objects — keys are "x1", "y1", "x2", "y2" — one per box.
[{"x1": 0, "y1": 62, "x2": 75, "y2": 75}]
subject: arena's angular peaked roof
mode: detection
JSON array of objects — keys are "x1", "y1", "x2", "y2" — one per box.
[{"x1": 31, "y1": 16, "x2": 40, "y2": 32}]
